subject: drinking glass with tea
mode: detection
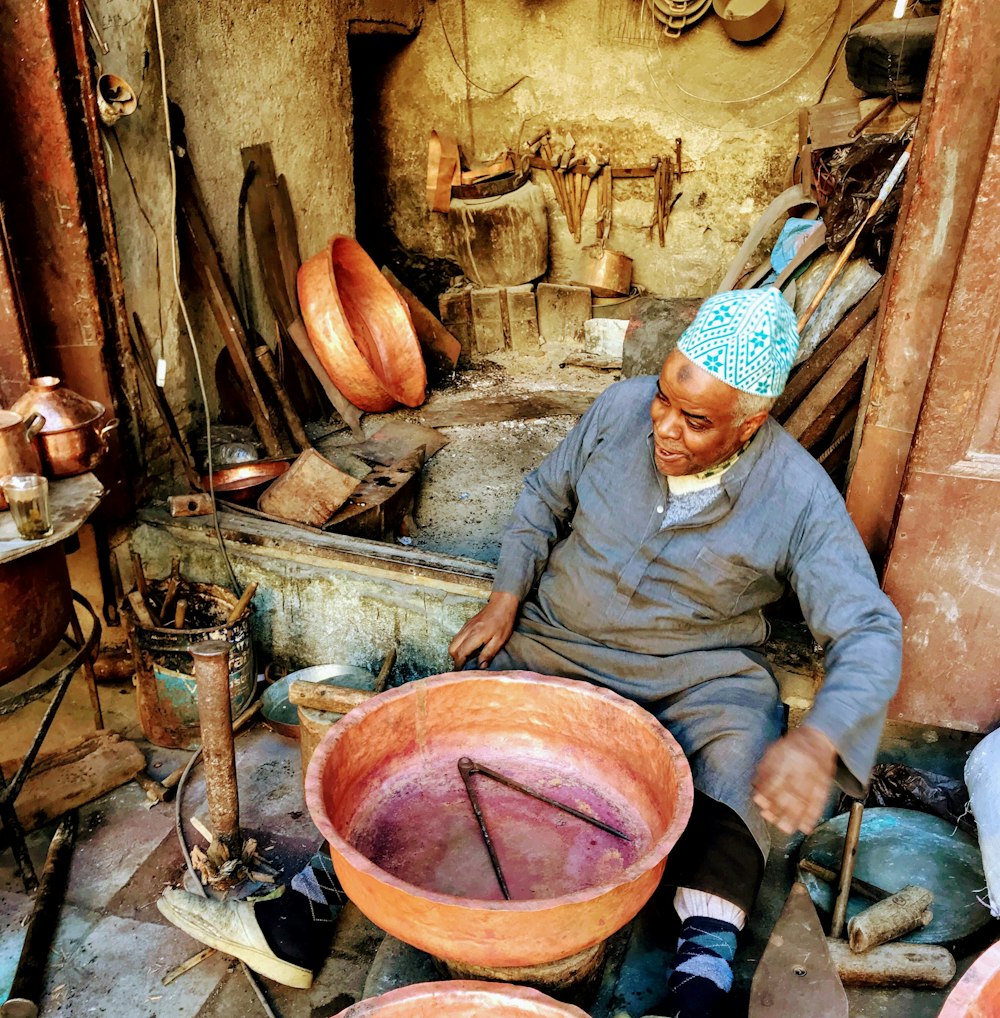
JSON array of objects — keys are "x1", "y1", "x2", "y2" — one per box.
[{"x1": 2, "y1": 474, "x2": 53, "y2": 540}]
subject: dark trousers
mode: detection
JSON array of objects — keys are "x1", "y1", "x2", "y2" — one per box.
[{"x1": 661, "y1": 790, "x2": 765, "y2": 915}]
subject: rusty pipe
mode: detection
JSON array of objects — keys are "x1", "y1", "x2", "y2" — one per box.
[
  {"x1": 0, "y1": 813, "x2": 77, "y2": 1018},
  {"x1": 189, "y1": 641, "x2": 241, "y2": 858}
]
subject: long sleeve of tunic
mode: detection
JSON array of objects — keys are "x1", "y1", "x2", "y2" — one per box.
[{"x1": 492, "y1": 377, "x2": 903, "y2": 807}]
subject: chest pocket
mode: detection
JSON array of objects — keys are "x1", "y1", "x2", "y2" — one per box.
[{"x1": 666, "y1": 546, "x2": 763, "y2": 620}]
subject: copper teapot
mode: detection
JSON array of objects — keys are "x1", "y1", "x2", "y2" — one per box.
[
  {"x1": 0, "y1": 409, "x2": 44, "y2": 509},
  {"x1": 10, "y1": 376, "x2": 117, "y2": 478}
]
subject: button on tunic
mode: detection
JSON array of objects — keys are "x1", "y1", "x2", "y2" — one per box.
[{"x1": 490, "y1": 377, "x2": 903, "y2": 857}]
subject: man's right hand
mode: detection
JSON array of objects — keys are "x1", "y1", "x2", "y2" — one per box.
[{"x1": 448, "y1": 591, "x2": 520, "y2": 669}]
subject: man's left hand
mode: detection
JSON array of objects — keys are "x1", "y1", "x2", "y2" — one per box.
[{"x1": 751, "y1": 726, "x2": 838, "y2": 836}]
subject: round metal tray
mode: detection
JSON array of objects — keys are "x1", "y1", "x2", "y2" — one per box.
[{"x1": 799, "y1": 807, "x2": 991, "y2": 944}]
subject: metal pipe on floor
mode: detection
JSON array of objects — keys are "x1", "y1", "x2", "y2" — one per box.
[
  {"x1": 189, "y1": 640, "x2": 241, "y2": 858},
  {"x1": 1, "y1": 813, "x2": 78, "y2": 1018}
]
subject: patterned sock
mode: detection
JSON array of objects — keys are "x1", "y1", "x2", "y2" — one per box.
[
  {"x1": 253, "y1": 849, "x2": 347, "y2": 972},
  {"x1": 662, "y1": 915, "x2": 738, "y2": 1018}
]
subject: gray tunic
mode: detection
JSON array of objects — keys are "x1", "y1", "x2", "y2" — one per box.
[{"x1": 490, "y1": 376, "x2": 903, "y2": 858}]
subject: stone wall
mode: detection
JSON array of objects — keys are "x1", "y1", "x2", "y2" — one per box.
[{"x1": 368, "y1": 0, "x2": 889, "y2": 296}]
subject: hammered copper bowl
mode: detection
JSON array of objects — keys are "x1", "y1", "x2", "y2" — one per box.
[
  {"x1": 297, "y1": 236, "x2": 426, "y2": 412},
  {"x1": 333, "y1": 980, "x2": 589, "y2": 1017},
  {"x1": 938, "y1": 940, "x2": 1000, "y2": 1018},
  {"x1": 306, "y1": 670, "x2": 693, "y2": 969}
]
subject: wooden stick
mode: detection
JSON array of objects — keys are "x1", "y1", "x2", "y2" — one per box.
[
  {"x1": 226, "y1": 582, "x2": 258, "y2": 625},
  {"x1": 848, "y1": 885, "x2": 934, "y2": 953},
  {"x1": 849, "y1": 95, "x2": 896, "y2": 138},
  {"x1": 174, "y1": 599, "x2": 188, "y2": 630},
  {"x1": 162, "y1": 947, "x2": 216, "y2": 986},
  {"x1": 288, "y1": 681, "x2": 376, "y2": 714},
  {"x1": 826, "y1": 939, "x2": 955, "y2": 988},
  {"x1": 256, "y1": 340, "x2": 311, "y2": 452},
  {"x1": 797, "y1": 142, "x2": 912, "y2": 332},
  {"x1": 831, "y1": 801, "x2": 865, "y2": 938},
  {"x1": 798, "y1": 856, "x2": 889, "y2": 902},
  {"x1": 130, "y1": 552, "x2": 162, "y2": 627},
  {"x1": 374, "y1": 648, "x2": 397, "y2": 693}
]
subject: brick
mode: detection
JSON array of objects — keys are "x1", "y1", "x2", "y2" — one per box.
[
  {"x1": 504, "y1": 285, "x2": 539, "y2": 353},
  {"x1": 536, "y1": 283, "x2": 591, "y2": 346},
  {"x1": 438, "y1": 289, "x2": 474, "y2": 364},
  {"x1": 470, "y1": 287, "x2": 505, "y2": 356}
]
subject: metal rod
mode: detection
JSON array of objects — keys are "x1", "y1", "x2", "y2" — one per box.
[
  {"x1": 831, "y1": 801, "x2": 865, "y2": 938},
  {"x1": 1, "y1": 813, "x2": 77, "y2": 1018},
  {"x1": 458, "y1": 757, "x2": 510, "y2": 900},
  {"x1": 799, "y1": 856, "x2": 889, "y2": 902},
  {"x1": 462, "y1": 757, "x2": 631, "y2": 841},
  {"x1": 69, "y1": 602, "x2": 102, "y2": 731},
  {"x1": 189, "y1": 641, "x2": 241, "y2": 858}
]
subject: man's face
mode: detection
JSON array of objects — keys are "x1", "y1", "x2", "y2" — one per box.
[{"x1": 649, "y1": 350, "x2": 768, "y2": 476}]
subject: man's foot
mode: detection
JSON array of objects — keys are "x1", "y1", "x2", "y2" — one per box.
[
  {"x1": 662, "y1": 915, "x2": 738, "y2": 1018},
  {"x1": 157, "y1": 889, "x2": 316, "y2": 988}
]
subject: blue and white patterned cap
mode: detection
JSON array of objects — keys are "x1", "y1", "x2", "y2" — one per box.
[{"x1": 676, "y1": 288, "x2": 800, "y2": 397}]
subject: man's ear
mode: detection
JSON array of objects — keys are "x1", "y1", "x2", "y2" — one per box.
[{"x1": 738, "y1": 410, "x2": 770, "y2": 445}]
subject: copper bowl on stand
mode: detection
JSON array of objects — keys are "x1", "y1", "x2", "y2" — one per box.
[
  {"x1": 333, "y1": 980, "x2": 590, "y2": 1017},
  {"x1": 306, "y1": 670, "x2": 693, "y2": 970}
]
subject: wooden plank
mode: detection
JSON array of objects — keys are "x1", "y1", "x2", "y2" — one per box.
[
  {"x1": 347, "y1": 420, "x2": 449, "y2": 466},
  {"x1": 775, "y1": 280, "x2": 882, "y2": 421},
  {"x1": 381, "y1": 266, "x2": 461, "y2": 376},
  {"x1": 2, "y1": 731, "x2": 144, "y2": 834},
  {"x1": 784, "y1": 321, "x2": 875, "y2": 442},
  {"x1": 258, "y1": 449, "x2": 361, "y2": 527},
  {"x1": 421, "y1": 390, "x2": 597, "y2": 428},
  {"x1": 176, "y1": 163, "x2": 285, "y2": 457},
  {"x1": 325, "y1": 449, "x2": 425, "y2": 540}
]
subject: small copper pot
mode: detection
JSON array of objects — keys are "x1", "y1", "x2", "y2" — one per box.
[
  {"x1": 0, "y1": 410, "x2": 44, "y2": 509},
  {"x1": 10, "y1": 377, "x2": 118, "y2": 477}
]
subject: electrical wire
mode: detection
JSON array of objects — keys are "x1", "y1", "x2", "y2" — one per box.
[
  {"x1": 436, "y1": 0, "x2": 528, "y2": 98},
  {"x1": 150, "y1": 0, "x2": 241, "y2": 595}
]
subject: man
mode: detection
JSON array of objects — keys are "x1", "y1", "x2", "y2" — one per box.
[
  {"x1": 158, "y1": 288, "x2": 901, "y2": 1013},
  {"x1": 449, "y1": 286, "x2": 903, "y2": 1017}
]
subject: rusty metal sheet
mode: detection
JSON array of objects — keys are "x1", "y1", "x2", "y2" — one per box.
[
  {"x1": 749, "y1": 882, "x2": 848, "y2": 1018},
  {"x1": 846, "y1": 0, "x2": 1000, "y2": 561}
]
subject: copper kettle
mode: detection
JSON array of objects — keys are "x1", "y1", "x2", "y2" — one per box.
[
  {"x1": 0, "y1": 409, "x2": 44, "y2": 509},
  {"x1": 10, "y1": 376, "x2": 117, "y2": 478}
]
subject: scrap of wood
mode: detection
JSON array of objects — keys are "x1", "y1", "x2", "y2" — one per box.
[
  {"x1": 381, "y1": 267, "x2": 461, "y2": 377},
  {"x1": 257, "y1": 448, "x2": 361, "y2": 527},
  {"x1": 176, "y1": 158, "x2": 286, "y2": 458},
  {"x1": 774, "y1": 279, "x2": 883, "y2": 421},
  {"x1": 346, "y1": 420, "x2": 449, "y2": 466},
  {"x1": 560, "y1": 352, "x2": 622, "y2": 371},
  {"x1": 168, "y1": 493, "x2": 215, "y2": 517},
  {"x1": 325, "y1": 449, "x2": 426, "y2": 541},
  {"x1": 162, "y1": 948, "x2": 217, "y2": 986},
  {"x1": 288, "y1": 681, "x2": 375, "y2": 713},
  {"x1": 0, "y1": 731, "x2": 144, "y2": 834},
  {"x1": 785, "y1": 320, "x2": 875, "y2": 445},
  {"x1": 808, "y1": 99, "x2": 862, "y2": 150},
  {"x1": 421, "y1": 390, "x2": 597, "y2": 427}
]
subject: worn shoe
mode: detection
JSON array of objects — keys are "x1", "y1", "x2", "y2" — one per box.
[{"x1": 157, "y1": 888, "x2": 313, "y2": 988}]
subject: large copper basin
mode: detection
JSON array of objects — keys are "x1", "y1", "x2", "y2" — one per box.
[
  {"x1": 306, "y1": 671, "x2": 693, "y2": 969},
  {"x1": 298, "y1": 236, "x2": 426, "y2": 411},
  {"x1": 334, "y1": 980, "x2": 589, "y2": 1017},
  {"x1": 938, "y1": 941, "x2": 1000, "y2": 1017}
]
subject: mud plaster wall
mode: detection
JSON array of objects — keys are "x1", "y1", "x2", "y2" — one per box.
[
  {"x1": 375, "y1": 0, "x2": 893, "y2": 296},
  {"x1": 91, "y1": 0, "x2": 359, "y2": 479}
]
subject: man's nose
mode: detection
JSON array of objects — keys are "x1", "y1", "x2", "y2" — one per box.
[{"x1": 654, "y1": 407, "x2": 683, "y2": 441}]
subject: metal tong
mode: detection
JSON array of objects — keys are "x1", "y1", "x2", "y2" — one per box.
[{"x1": 457, "y1": 756, "x2": 631, "y2": 901}]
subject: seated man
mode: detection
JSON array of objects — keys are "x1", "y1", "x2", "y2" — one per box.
[
  {"x1": 158, "y1": 288, "x2": 901, "y2": 1015},
  {"x1": 449, "y1": 286, "x2": 903, "y2": 1017}
]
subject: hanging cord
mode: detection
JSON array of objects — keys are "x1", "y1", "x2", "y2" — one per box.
[
  {"x1": 150, "y1": 0, "x2": 241, "y2": 594},
  {"x1": 436, "y1": 0, "x2": 528, "y2": 99}
]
